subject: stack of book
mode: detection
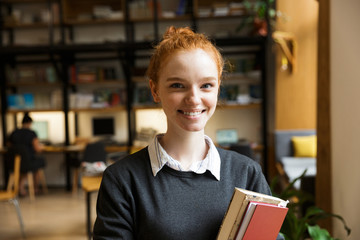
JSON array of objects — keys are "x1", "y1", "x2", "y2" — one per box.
[
  {"x1": 7, "y1": 91, "x2": 63, "y2": 110},
  {"x1": 213, "y1": 3, "x2": 229, "y2": 16},
  {"x1": 133, "y1": 85, "x2": 153, "y2": 106},
  {"x1": 6, "y1": 65, "x2": 58, "y2": 84},
  {"x1": 217, "y1": 188, "x2": 288, "y2": 240},
  {"x1": 69, "y1": 65, "x2": 118, "y2": 83}
]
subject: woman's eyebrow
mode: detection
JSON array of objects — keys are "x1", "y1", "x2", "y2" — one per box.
[
  {"x1": 202, "y1": 77, "x2": 218, "y2": 81},
  {"x1": 166, "y1": 77, "x2": 184, "y2": 82},
  {"x1": 166, "y1": 76, "x2": 218, "y2": 82}
]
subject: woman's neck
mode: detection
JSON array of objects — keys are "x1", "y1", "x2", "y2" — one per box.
[
  {"x1": 160, "y1": 129, "x2": 208, "y2": 169},
  {"x1": 22, "y1": 123, "x2": 31, "y2": 129}
]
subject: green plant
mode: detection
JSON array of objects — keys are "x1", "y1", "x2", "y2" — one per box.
[
  {"x1": 243, "y1": 0, "x2": 276, "y2": 20},
  {"x1": 236, "y1": 0, "x2": 287, "y2": 36},
  {"x1": 271, "y1": 171, "x2": 351, "y2": 240}
]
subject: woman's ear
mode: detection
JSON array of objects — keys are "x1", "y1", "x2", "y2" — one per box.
[{"x1": 149, "y1": 80, "x2": 160, "y2": 103}]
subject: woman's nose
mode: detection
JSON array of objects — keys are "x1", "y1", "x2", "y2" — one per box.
[{"x1": 185, "y1": 87, "x2": 201, "y2": 105}]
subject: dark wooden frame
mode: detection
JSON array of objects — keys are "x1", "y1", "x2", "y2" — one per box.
[{"x1": 316, "y1": 0, "x2": 332, "y2": 233}]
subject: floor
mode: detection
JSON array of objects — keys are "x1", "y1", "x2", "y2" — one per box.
[{"x1": 0, "y1": 189, "x2": 97, "y2": 240}]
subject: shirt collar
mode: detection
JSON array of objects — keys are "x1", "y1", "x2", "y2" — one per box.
[{"x1": 148, "y1": 134, "x2": 221, "y2": 181}]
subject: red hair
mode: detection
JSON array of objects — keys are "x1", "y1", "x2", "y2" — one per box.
[{"x1": 146, "y1": 26, "x2": 224, "y2": 84}]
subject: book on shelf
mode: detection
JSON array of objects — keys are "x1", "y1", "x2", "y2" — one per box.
[
  {"x1": 7, "y1": 93, "x2": 34, "y2": 109},
  {"x1": 228, "y1": 3, "x2": 246, "y2": 16},
  {"x1": 69, "y1": 65, "x2": 77, "y2": 84},
  {"x1": 217, "y1": 188, "x2": 288, "y2": 240},
  {"x1": 69, "y1": 88, "x2": 126, "y2": 109},
  {"x1": 77, "y1": 66, "x2": 97, "y2": 83},
  {"x1": 213, "y1": 3, "x2": 229, "y2": 17},
  {"x1": 176, "y1": 0, "x2": 192, "y2": 16},
  {"x1": 7, "y1": 94, "x2": 22, "y2": 109},
  {"x1": 45, "y1": 66, "x2": 58, "y2": 83},
  {"x1": 133, "y1": 85, "x2": 153, "y2": 105},
  {"x1": 69, "y1": 65, "x2": 118, "y2": 83},
  {"x1": 6, "y1": 65, "x2": 58, "y2": 84},
  {"x1": 23, "y1": 93, "x2": 35, "y2": 109},
  {"x1": 17, "y1": 66, "x2": 37, "y2": 83},
  {"x1": 34, "y1": 93, "x2": 52, "y2": 109},
  {"x1": 50, "y1": 89, "x2": 63, "y2": 109}
]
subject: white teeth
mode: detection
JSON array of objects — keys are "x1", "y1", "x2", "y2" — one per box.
[{"x1": 183, "y1": 111, "x2": 202, "y2": 116}]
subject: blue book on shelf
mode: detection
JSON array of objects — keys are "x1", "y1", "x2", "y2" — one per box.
[
  {"x1": 23, "y1": 93, "x2": 35, "y2": 109},
  {"x1": 7, "y1": 95, "x2": 20, "y2": 109},
  {"x1": 176, "y1": 0, "x2": 187, "y2": 15}
]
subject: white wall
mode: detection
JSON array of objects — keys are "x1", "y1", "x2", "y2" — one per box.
[
  {"x1": 4, "y1": 112, "x2": 67, "y2": 145},
  {"x1": 76, "y1": 111, "x2": 128, "y2": 143},
  {"x1": 331, "y1": 0, "x2": 360, "y2": 238}
]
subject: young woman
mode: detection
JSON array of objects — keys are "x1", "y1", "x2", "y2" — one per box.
[{"x1": 93, "y1": 26, "x2": 281, "y2": 240}]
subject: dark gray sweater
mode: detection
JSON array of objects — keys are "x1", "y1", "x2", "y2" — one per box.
[{"x1": 93, "y1": 147, "x2": 281, "y2": 240}]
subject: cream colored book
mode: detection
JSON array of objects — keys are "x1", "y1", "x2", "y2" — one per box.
[{"x1": 217, "y1": 188, "x2": 288, "y2": 240}]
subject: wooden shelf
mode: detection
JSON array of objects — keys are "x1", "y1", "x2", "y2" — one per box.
[
  {"x1": 0, "y1": 36, "x2": 265, "y2": 54},
  {"x1": 196, "y1": 14, "x2": 250, "y2": 20},
  {"x1": 71, "y1": 80, "x2": 125, "y2": 86},
  {"x1": 223, "y1": 74, "x2": 261, "y2": 82},
  {"x1": 7, "y1": 108, "x2": 63, "y2": 113},
  {"x1": 3, "y1": 22, "x2": 59, "y2": 29},
  {"x1": 130, "y1": 15, "x2": 192, "y2": 23},
  {"x1": 7, "y1": 82, "x2": 62, "y2": 87},
  {"x1": 70, "y1": 106, "x2": 126, "y2": 112},
  {"x1": 1, "y1": 0, "x2": 48, "y2": 3},
  {"x1": 64, "y1": 18, "x2": 124, "y2": 26},
  {"x1": 132, "y1": 104, "x2": 161, "y2": 110},
  {"x1": 217, "y1": 102, "x2": 262, "y2": 109}
]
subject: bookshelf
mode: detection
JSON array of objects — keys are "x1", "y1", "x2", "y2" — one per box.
[{"x1": 0, "y1": 0, "x2": 272, "y2": 173}]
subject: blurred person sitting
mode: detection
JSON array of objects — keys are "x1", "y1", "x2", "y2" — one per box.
[{"x1": 7, "y1": 112, "x2": 46, "y2": 196}]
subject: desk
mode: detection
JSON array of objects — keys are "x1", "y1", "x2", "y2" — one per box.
[
  {"x1": 48, "y1": 145, "x2": 127, "y2": 191},
  {"x1": 44, "y1": 145, "x2": 128, "y2": 153},
  {"x1": 82, "y1": 175, "x2": 102, "y2": 240},
  {"x1": 1, "y1": 145, "x2": 127, "y2": 191}
]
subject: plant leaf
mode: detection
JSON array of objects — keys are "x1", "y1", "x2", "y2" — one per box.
[
  {"x1": 307, "y1": 224, "x2": 333, "y2": 240},
  {"x1": 304, "y1": 207, "x2": 351, "y2": 236}
]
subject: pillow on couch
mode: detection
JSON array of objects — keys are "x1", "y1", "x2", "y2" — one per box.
[{"x1": 291, "y1": 135, "x2": 317, "y2": 157}]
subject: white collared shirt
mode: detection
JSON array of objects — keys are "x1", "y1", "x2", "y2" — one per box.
[{"x1": 148, "y1": 134, "x2": 221, "y2": 180}]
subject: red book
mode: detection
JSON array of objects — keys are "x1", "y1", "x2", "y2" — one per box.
[
  {"x1": 69, "y1": 65, "x2": 77, "y2": 84},
  {"x1": 237, "y1": 202, "x2": 288, "y2": 240},
  {"x1": 217, "y1": 188, "x2": 288, "y2": 240}
]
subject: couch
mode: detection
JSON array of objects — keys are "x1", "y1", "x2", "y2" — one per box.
[{"x1": 274, "y1": 129, "x2": 317, "y2": 189}]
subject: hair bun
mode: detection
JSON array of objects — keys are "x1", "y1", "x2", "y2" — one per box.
[
  {"x1": 163, "y1": 26, "x2": 195, "y2": 40},
  {"x1": 22, "y1": 112, "x2": 33, "y2": 124}
]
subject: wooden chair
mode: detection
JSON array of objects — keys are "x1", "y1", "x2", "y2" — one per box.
[
  {"x1": 72, "y1": 141, "x2": 107, "y2": 194},
  {"x1": 0, "y1": 155, "x2": 26, "y2": 238},
  {"x1": 7, "y1": 169, "x2": 48, "y2": 201},
  {"x1": 6, "y1": 145, "x2": 48, "y2": 201}
]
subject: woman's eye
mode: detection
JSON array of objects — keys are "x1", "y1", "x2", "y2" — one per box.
[
  {"x1": 201, "y1": 83, "x2": 213, "y2": 89},
  {"x1": 170, "y1": 83, "x2": 184, "y2": 88}
]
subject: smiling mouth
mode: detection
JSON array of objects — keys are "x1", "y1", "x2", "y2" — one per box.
[{"x1": 178, "y1": 110, "x2": 205, "y2": 116}]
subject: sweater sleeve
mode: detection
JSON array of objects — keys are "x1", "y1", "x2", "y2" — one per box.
[
  {"x1": 93, "y1": 168, "x2": 135, "y2": 240},
  {"x1": 248, "y1": 161, "x2": 272, "y2": 195}
]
